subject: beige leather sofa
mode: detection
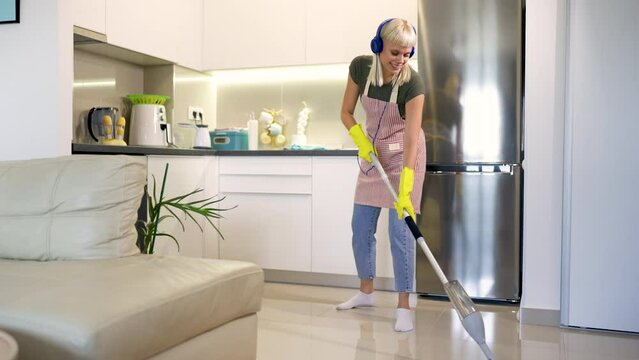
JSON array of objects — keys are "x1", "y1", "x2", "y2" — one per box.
[{"x1": 0, "y1": 155, "x2": 264, "y2": 359}]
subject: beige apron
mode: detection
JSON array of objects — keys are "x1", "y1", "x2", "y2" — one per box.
[{"x1": 354, "y1": 79, "x2": 426, "y2": 212}]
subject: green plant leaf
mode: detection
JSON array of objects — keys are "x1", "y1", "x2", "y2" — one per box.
[
  {"x1": 164, "y1": 188, "x2": 204, "y2": 204},
  {"x1": 139, "y1": 162, "x2": 234, "y2": 254},
  {"x1": 163, "y1": 204, "x2": 188, "y2": 231},
  {"x1": 155, "y1": 232, "x2": 180, "y2": 252}
]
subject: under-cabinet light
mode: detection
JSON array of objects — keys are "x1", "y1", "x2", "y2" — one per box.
[
  {"x1": 209, "y1": 60, "x2": 417, "y2": 85},
  {"x1": 209, "y1": 63, "x2": 349, "y2": 85},
  {"x1": 73, "y1": 79, "x2": 116, "y2": 88}
]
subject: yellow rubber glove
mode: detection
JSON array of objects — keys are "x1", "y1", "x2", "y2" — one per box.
[
  {"x1": 394, "y1": 167, "x2": 415, "y2": 220},
  {"x1": 348, "y1": 123, "x2": 377, "y2": 163}
]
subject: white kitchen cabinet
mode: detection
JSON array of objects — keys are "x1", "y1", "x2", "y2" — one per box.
[
  {"x1": 72, "y1": 0, "x2": 106, "y2": 34},
  {"x1": 305, "y1": 0, "x2": 418, "y2": 65},
  {"x1": 106, "y1": 0, "x2": 203, "y2": 70},
  {"x1": 202, "y1": 0, "x2": 306, "y2": 70},
  {"x1": 147, "y1": 155, "x2": 219, "y2": 258},
  {"x1": 311, "y1": 157, "x2": 359, "y2": 275},
  {"x1": 202, "y1": 0, "x2": 417, "y2": 70},
  {"x1": 218, "y1": 156, "x2": 312, "y2": 271},
  {"x1": 311, "y1": 156, "x2": 394, "y2": 278}
]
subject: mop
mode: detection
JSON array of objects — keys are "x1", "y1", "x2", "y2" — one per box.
[{"x1": 369, "y1": 153, "x2": 496, "y2": 360}]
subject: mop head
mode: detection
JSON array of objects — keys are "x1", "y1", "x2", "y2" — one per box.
[
  {"x1": 461, "y1": 311, "x2": 495, "y2": 359},
  {"x1": 445, "y1": 280, "x2": 496, "y2": 360}
]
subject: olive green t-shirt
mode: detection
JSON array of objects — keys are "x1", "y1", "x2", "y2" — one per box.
[{"x1": 349, "y1": 55, "x2": 425, "y2": 118}]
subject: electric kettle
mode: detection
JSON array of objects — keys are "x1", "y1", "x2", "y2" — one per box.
[{"x1": 194, "y1": 124, "x2": 211, "y2": 149}]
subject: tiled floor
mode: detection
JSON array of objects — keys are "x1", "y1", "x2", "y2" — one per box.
[{"x1": 256, "y1": 283, "x2": 639, "y2": 360}]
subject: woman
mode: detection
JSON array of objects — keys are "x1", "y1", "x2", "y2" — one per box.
[{"x1": 337, "y1": 18, "x2": 426, "y2": 332}]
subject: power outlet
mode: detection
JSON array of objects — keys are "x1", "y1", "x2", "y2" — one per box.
[{"x1": 187, "y1": 106, "x2": 204, "y2": 122}]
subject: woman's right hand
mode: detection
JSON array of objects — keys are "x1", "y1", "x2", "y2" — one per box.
[{"x1": 348, "y1": 123, "x2": 377, "y2": 163}]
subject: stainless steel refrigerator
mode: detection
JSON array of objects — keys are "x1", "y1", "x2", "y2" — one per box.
[{"x1": 415, "y1": 0, "x2": 523, "y2": 302}]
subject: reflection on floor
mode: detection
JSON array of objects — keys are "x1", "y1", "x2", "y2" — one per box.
[{"x1": 256, "y1": 283, "x2": 639, "y2": 360}]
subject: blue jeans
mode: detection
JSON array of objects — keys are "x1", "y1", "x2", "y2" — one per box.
[{"x1": 351, "y1": 203, "x2": 415, "y2": 293}]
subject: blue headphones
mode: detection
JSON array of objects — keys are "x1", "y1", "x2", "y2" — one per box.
[{"x1": 370, "y1": 18, "x2": 415, "y2": 58}]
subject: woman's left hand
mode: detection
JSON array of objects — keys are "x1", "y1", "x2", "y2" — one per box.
[{"x1": 393, "y1": 167, "x2": 415, "y2": 220}]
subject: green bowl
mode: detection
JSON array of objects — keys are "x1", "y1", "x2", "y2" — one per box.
[{"x1": 127, "y1": 94, "x2": 170, "y2": 105}]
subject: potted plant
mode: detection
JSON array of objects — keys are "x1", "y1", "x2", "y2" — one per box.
[{"x1": 136, "y1": 163, "x2": 234, "y2": 254}]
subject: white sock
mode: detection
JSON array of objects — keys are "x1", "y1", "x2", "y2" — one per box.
[
  {"x1": 394, "y1": 308, "x2": 413, "y2": 332},
  {"x1": 409, "y1": 293, "x2": 418, "y2": 308},
  {"x1": 336, "y1": 291, "x2": 376, "y2": 310}
]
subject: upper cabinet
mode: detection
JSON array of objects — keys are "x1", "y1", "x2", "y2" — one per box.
[
  {"x1": 73, "y1": 0, "x2": 417, "y2": 71},
  {"x1": 202, "y1": 0, "x2": 417, "y2": 70},
  {"x1": 202, "y1": 0, "x2": 306, "y2": 70},
  {"x1": 72, "y1": 0, "x2": 106, "y2": 34},
  {"x1": 305, "y1": 0, "x2": 417, "y2": 65},
  {"x1": 105, "y1": 0, "x2": 203, "y2": 70}
]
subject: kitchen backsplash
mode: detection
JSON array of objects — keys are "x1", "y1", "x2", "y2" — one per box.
[
  {"x1": 214, "y1": 64, "x2": 363, "y2": 149},
  {"x1": 74, "y1": 50, "x2": 216, "y2": 145},
  {"x1": 74, "y1": 50, "x2": 360, "y2": 149},
  {"x1": 174, "y1": 67, "x2": 217, "y2": 128},
  {"x1": 73, "y1": 50, "x2": 144, "y2": 143}
]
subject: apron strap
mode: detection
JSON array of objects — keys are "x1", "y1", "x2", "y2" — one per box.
[
  {"x1": 390, "y1": 80, "x2": 399, "y2": 104},
  {"x1": 364, "y1": 79, "x2": 400, "y2": 104},
  {"x1": 364, "y1": 79, "x2": 371, "y2": 98}
]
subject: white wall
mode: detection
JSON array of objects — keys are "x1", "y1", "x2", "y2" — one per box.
[
  {"x1": 562, "y1": 0, "x2": 639, "y2": 332},
  {"x1": 521, "y1": 0, "x2": 567, "y2": 316},
  {"x1": 0, "y1": 0, "x2": 73, "y2": 161}
]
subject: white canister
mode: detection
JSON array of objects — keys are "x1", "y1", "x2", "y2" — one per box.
[{"x1": 247, "y1": 113, "x2": 258, "y2": 150}]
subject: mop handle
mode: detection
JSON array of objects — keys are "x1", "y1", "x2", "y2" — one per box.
[{"x1": 369, "y1": 153, "x2": 449, "y2": 285}]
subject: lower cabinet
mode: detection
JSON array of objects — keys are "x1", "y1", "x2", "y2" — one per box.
[
  {"x1": 147, "y1": 155, "x2": 219, "y2": 258},
  {"x1": 311, "y1": 157, "x2": 395, "y2": 278},
  {"x1": 218, "y1": 156, "x2": 312, "y2": 271},
  {"x1": 145, "y1": 154, "x2": 397, "y2": 279},
  {"x1": 216, "y1": 155, "x2": 394, "y2": 278},
  {"x1": 219, "y1": 193, "x2": 312, "y2": 271}
]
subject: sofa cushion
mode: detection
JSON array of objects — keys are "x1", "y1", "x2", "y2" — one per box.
[
  {"x1": 0, "y1": 255, "x2": 264, "y2": 359},
  {"x1": 0, "y1": 155, "x2": 146, "y2": 260}
]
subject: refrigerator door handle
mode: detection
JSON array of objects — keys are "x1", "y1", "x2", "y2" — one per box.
[{"x1": 427, "y1": 164, "x2": 519, "y2": 175}]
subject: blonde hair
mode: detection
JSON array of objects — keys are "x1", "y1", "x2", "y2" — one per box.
[{"x1": 368, "y1": 18, "x2": 416, "y2": 87}]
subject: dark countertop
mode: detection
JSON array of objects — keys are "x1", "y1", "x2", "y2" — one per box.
[{"x1": 72, "y1": 143, "x2": 357, "y2": 157}]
